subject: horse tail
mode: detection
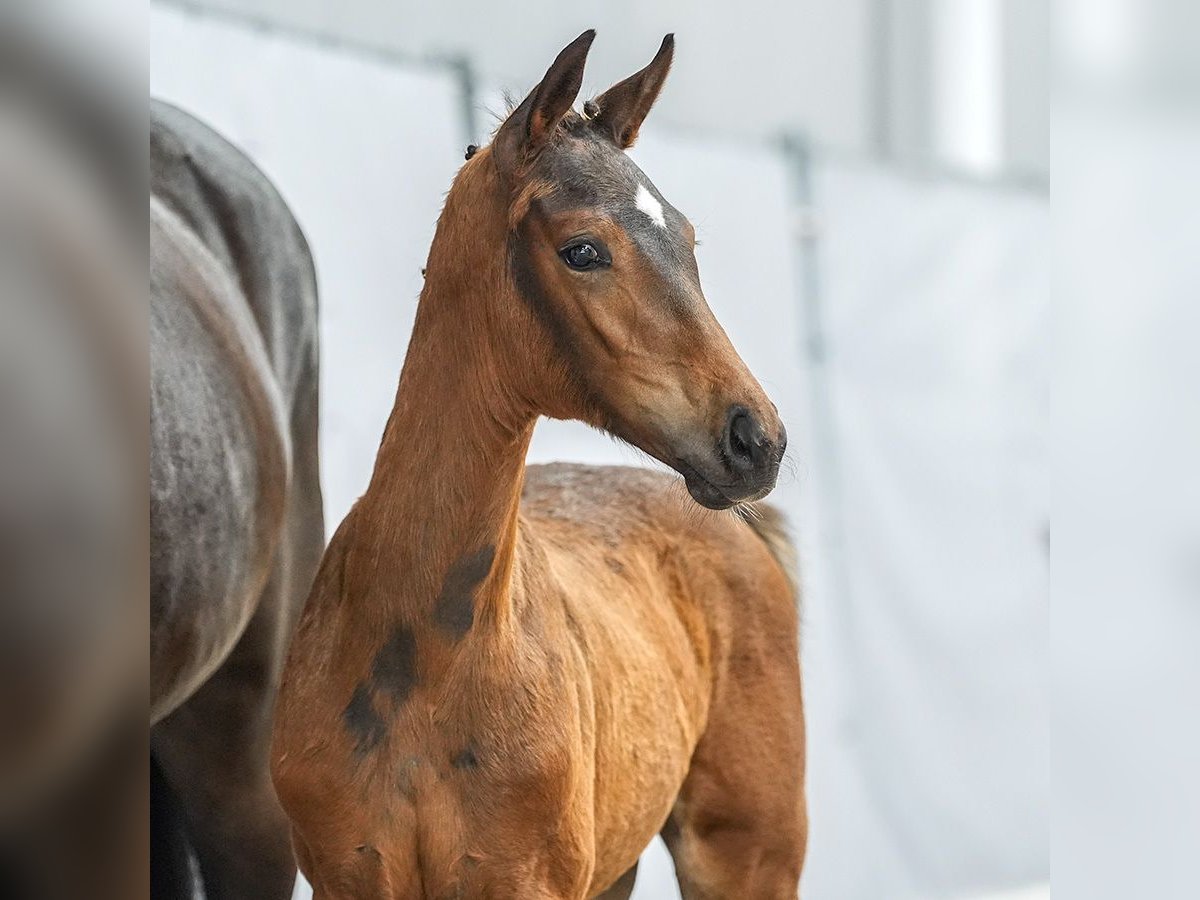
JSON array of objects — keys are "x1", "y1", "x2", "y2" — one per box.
[{"x1": 742, "y1": 503, "x2": 800, "y2": 605}]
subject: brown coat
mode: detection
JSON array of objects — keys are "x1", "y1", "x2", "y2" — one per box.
[{"x1": 273, "y1": 31, "x2": 806, "y2": 899}]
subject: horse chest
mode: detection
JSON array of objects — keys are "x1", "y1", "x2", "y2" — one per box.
[{"x1": 294, "y1": 731, "x2": 590, "y2": 899}]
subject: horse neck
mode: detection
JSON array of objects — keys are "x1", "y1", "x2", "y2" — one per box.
[{"x1": 347, "y1": 163, "x2": 536, "y2": 636}]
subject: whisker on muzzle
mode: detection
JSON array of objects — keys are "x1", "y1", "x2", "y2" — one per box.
[{"x1": 734, "y1": 501, "x2": 765, "y2": 524}]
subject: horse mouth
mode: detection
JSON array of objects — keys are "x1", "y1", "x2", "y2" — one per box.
[{"x1": 675, "y1": 458, "x2": 770, "y2": 511}]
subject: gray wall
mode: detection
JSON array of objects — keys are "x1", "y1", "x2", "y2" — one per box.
[
  {"x1": 167, "y1": 0, "x2": 1047, "y2": 176},
  {"x1": 178, "y1": 0, "x2": 872, "y2": 149}
]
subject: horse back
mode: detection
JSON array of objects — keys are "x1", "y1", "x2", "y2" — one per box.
[{"x1": 150, "y1": 100, "x2": 317, "y2": 401}]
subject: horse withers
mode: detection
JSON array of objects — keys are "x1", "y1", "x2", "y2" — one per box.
[{"x1": 273, "y1": 32, "x2": 806, "y2": 899}]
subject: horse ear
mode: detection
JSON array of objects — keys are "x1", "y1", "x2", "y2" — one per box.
[
  {"x1": 493, "y1": 30, "x2": 596, "y2": 173},
  {"x1": 590, "y1": 34, "x2": 674, "y2": 149}
]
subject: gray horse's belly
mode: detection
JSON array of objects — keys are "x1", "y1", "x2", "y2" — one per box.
[{"x1": 150, "y1": 207, "x2": 289, "y2": 721}]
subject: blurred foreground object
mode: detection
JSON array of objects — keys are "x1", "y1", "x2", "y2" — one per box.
[{"x1": 0, "y1": 5, "x2": 145, "y2": 899}]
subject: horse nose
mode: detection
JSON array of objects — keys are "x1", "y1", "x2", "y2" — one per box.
[{"x1": 722, "y1": 406, "x2": 783, "y2": 478}]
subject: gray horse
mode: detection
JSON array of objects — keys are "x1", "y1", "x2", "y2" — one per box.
[
  {"x1": 150, "y1": 101, "x2": 324, "y2": 899},
  {"x1": 1, "y1": 91, "x2": 319, "y2": 896}
]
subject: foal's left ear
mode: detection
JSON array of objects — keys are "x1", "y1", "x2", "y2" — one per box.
[
  {"x1": 493, "y1": 30, "x2": 595, "y2": 174},
  {"x1": 589, "y1": 34, "x2": 674, "y2": 149}
]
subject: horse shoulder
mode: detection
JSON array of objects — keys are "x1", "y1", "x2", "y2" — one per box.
[{"x1": 274, "y1": 512, "x2": 356, "y2": 753}]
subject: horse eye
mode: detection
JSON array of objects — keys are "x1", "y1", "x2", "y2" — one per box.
[{"x1": 561, "y1": 242, "x2": 602, "y2": 271}]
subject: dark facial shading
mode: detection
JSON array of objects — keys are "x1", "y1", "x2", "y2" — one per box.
[
  {"x1": 343, "y1": 683, "x2": 387, "y2": 754},
  {"x1": 433, "y1": 545, "x2": 496, "y2": 639},
  {"x1": 520, "y1": 129, "x2": 701, "y2": 302},
  {"x1": 508, "y1": 225, "x2": 604, "y2": 414},
  {"x1": 506, "y1": 131, "x2": 702, "y2": 449}
]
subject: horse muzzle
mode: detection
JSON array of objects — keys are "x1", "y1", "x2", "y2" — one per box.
[{"x1": 675, "y1": 406, "x2": 786, "y2": 510}]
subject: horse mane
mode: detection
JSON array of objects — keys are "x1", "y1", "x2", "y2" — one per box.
[{"x1": 741, "y1": 503, "x2": 801, "y2": 605}]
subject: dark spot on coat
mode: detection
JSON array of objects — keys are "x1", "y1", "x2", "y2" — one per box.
[
  {"x1": 343, "y1": 683, "x2": 386, "y2": 754},
  {"x1": 396, "y1": 756, "x2": 422, "y2": 801},
  {"x1": 605, "y1": 555, "x2": 625, "y2": 575},
  {"x1": 342, "y1": 627, "x2": 420, "y2": 753},
  {"x1": 451, "y1": 744, "x2": 479, "y2": 770},
  {"x1": 433, "y1": 546, "x2": 495, "y2": 639},
  {"x1": 371, "y1": 626, "x2": 418, "y2": 705}
]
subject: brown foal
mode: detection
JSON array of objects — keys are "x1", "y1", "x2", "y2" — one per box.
[{"x1": 272, "y1": 31, "x2": 806, "y2": 899}]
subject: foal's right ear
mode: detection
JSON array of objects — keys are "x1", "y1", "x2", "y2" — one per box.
[{"x1": 492, "y1": 30, "x2": 595, "y2": 174}]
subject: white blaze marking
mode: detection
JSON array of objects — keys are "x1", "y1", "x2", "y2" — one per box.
[{"x1": 635, "y1": 183, "x2": 667, "y2": 229}]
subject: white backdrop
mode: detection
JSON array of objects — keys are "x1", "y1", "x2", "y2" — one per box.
[
  {"x1": 150, "y1": 4, "x2": 1049, "y2": 897},
  {"x1": 800, "y1": 160, "x2": 1049, "y2": 897}
]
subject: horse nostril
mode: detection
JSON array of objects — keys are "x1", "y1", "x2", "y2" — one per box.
[{"x1": 724, "y1": 408, "x2": 762, "y2": 472}]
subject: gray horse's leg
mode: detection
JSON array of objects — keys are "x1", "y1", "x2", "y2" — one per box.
[
  {"x1": 151, "y1": 753, "x2": 197, "y2": 900},
  {"x1": 151, "y1": 573, "x2": 299, "y2": 900},
  {"x1": 153, "y1": 385, "x2": 323, "y2": 900}
]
